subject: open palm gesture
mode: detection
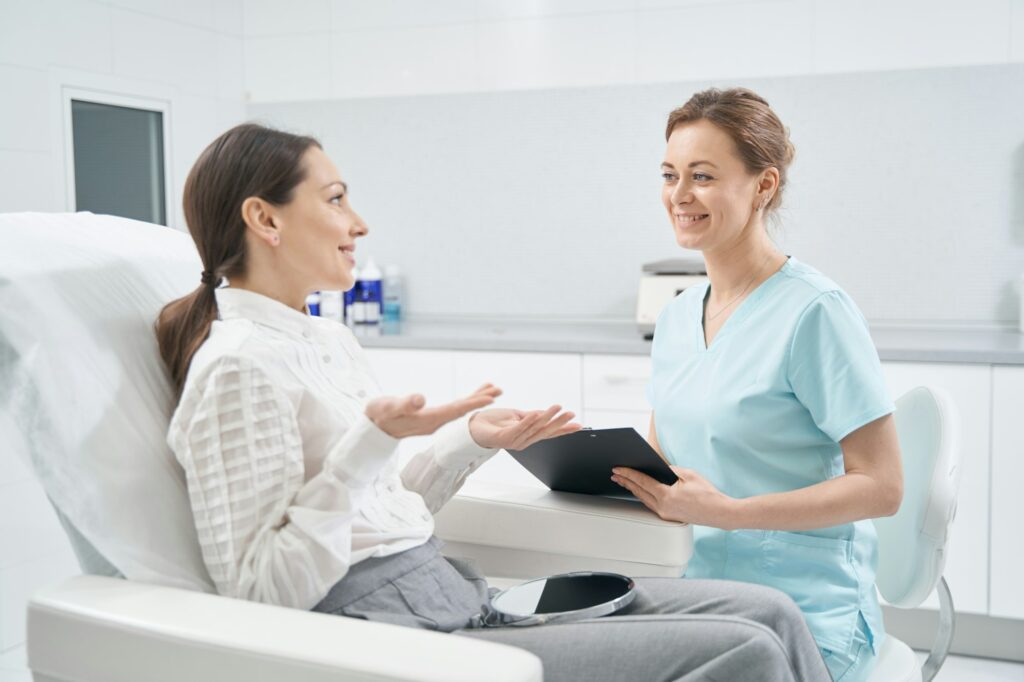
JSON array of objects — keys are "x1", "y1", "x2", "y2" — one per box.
[
  {"x1": 366, "y1": 384, "x2": 501, "y2": 439},
  {"x1": 469, "y1": 405, "x2": 581, "y2": 450}
]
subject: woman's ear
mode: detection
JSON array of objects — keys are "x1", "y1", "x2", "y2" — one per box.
[
  {"x1": 240, "y1": 197, "x2": 280, "y2": 246},
  {"x1": 755, "y1": 167, "x2": 780, "y2": 209}
]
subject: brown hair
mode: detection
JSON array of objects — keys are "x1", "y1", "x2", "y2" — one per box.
[
  {"x1": 155, "y1": 123, "x2": 320, "y2": 397},
  {"x1": 665, "y1": 88, "x2": 795, "y2": 212}
]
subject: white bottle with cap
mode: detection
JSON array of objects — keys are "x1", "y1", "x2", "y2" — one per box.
[
  {"x1": 382, "y1": 265, "x2": 403, "y2": 322},
  {"x1": 344, "y1": 267, "x2": 359, "y2": 326},
  {"x1": 319, "y1": 290, "x2": 343, "y2": 322}
]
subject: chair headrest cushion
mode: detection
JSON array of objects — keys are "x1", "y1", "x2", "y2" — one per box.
[{"x1": 0, "y1": 212, "x2": 214, "y2": 591}]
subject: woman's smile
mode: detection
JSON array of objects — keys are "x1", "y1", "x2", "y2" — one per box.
[
  {"x1": 676, "y1": 212, "x2": 709, "y2": 229},
  {"x1": 339, "y1": 244, "x2": 356, "y2": 266}
]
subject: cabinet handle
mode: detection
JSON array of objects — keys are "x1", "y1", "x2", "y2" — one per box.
[{"x1": 603, "y1": 375, "x2": 650, "y2": 385}]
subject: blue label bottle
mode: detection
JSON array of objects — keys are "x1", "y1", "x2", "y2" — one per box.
[{"x1": 358, "y1": 257, "x2": 382, "y2": 324}]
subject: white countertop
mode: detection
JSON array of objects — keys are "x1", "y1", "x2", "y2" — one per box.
[{"x1": 353, "y1": 318, "x2": 1024, "y2": 365}]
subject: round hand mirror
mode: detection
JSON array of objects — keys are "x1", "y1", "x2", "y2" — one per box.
[{"x1": 490, "y1": 572, "x2": 636, "y2": 627}]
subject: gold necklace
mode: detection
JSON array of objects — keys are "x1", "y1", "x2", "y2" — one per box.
[{"x1": 705, "y1": 252, "x2": 775, "y2": 323}]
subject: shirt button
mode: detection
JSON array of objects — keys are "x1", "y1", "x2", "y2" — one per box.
[
  {"x1": 357, "y1": 389, "x2": 367, "y2": 398},
  {"x1": 322, "y1": 355, "x2": 331, "y2": 363},
  {"x1": 302, "y1": 330, "x2": 311, "y2": 339}
]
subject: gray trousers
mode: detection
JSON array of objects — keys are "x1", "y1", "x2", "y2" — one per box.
[{"x1": 314, "y1": 538, "x2": 830, "y2": 682}]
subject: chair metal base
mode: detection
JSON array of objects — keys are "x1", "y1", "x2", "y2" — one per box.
[
  {"x1": 871, "y1": 576, "x2": 955, "y2": 682},
  {"x1": 921, "y1": 576, "x2": 955, "y2": 682}
]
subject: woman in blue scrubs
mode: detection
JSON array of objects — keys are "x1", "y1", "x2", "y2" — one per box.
[{"x1": 610, "y1": 88, "x2": 904, "y2": 682}]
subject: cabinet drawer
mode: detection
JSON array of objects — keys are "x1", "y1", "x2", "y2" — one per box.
[
  {"x1": 454, "y1": 351, "x2": 582, "y2": 415},
  {"x1": 583, "y1": 354, "x2": 652, "y2": 412},
  {"x1": 362, "y1": 349, "x2": 457, "y2": 464},
  {"x1": 362, "y1": 348, "x2": 456, "y2": 404},
  {"x1": 453, "y1": 351, "x2": 581, "y2": 488},
  {"x1": 583, "y1": 409, "x2": 650, "y2": 437}
]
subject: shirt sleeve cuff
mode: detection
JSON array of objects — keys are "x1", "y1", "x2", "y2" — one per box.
[
  {"x1": 433, "y1": 415, "x2": 498, "y2": 471},
  {"x1": 327, "y1": 415, "x2": 399, "y2": 486}
]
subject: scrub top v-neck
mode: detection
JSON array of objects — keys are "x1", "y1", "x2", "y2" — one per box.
[
  {"x1": 697, "y1": 262, "x2": 783, "y2": 352},
  {"x1": 647, "y1": 256, "x2": 895, "y2": 658}
]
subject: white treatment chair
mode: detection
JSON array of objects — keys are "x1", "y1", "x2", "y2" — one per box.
[
  {"x1": 0, "y1": 212, "x2": 690, "y2": 682},
  {"x1": 869, "y1": 387, "x2": 962, "y2": 682}
]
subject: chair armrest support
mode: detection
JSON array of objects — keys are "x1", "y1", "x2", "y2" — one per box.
[
  {"x1": 435, "y1": 481, "x2": 691, "y2": 575},
  {"x1": 28, "y1": 575, "x2": 542, "y2": 682}
]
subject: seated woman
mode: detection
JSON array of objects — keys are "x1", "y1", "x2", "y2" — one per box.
[
  {"x1": 611, "y1": 88, "x2": 903, "y2": 682},
  {"x1": 156, "y1": 123, "x2": 830, "y2": 682}
]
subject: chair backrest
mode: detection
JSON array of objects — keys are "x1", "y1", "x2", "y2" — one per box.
[
  {"x1": 874, "y1": 386, "x2": 961, "y2": 608},
  {"x1": 0, "y1": 211, "x2": 214, "y2": 592}
]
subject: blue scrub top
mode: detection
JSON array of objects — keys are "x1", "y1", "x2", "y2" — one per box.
[{"x1": 647, "y1": 256, "x2": 894, "y2": 657}]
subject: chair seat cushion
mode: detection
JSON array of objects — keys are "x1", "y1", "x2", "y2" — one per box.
[{"x1": 869, "y1": 635, "x2": 921, "y2": 682}]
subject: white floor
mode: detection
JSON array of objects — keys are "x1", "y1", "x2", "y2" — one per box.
[{"x1": 1, "y1": 644, "x2": 1021, "y2": 681}]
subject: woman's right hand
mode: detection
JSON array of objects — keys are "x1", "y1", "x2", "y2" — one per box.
[{"x1": 365, "y1": 384, "x2": 502, "y2": 439}]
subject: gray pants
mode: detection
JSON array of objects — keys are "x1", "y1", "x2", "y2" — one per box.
[{"x1": 314, "y1": 538, "x2": 829, "y2": 682}]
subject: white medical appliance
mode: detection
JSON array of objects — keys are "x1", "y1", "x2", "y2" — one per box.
[{"x1": 636, "y1": 257, "x2": 707, "y2": 338}]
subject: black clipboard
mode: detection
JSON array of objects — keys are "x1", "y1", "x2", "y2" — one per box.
[{"x1": 506, "y1": 427, "x2": 678, "y2": 498}]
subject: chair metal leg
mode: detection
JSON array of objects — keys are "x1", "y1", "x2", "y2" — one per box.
[{"x1": 922, "y1": 576, "x2": 956, "y2": 682}]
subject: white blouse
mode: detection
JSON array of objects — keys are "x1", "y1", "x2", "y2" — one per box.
[{"x1": 167, "y1": 287, "x2": 497, "y2": 610}]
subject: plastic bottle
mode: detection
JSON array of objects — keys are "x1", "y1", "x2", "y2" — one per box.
[
  {"x1": 320, "y1": 290, "x2": 343, "y2": 322},
  {"x1": 305, "y1": 291, "x2": 321, "y2": 317},
  {"x1": 382, "y1": 265, "x2": 403, "y2": 323},
  {"x1": 357, "y1": 257, "x2": 382, "y2": 325},
  {"x1": 344, "y1": 269, "x2": 358, "y2": 326}
]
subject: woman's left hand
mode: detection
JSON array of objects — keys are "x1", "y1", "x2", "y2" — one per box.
[
  {"x1": 469, "y1": 405, "x2": 581, "y2": 450},
  {"x1": 611, "y1": 465, "x2": 736, "y2": 528}
]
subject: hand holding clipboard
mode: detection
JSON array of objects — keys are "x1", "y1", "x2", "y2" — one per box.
[{"x1": 506, "y1": 427, "x2": 678, "y2": 499}]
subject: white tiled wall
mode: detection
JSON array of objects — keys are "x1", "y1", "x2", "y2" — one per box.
[
  {"x1": 811, "y1": 0, "x2": 1013, "y2": 73},
  {"x1": 243, "y1": 0, "x2": 1024, "y2": 102},
  {"x1": 0, "y1": 414, "x2": 79, "y2": 654},
  {"x1": 635, "y1": 0, "x2": 814, "y2": 82},
  {"x1": 1013, "y1": 0, "x2": 1024, "y2": 62},
  {"x1": 0, "y1": 0, "x2": 247, "y2": 656},
  {"x1": 476, "y1": 12, "x2": 636, "y2": 91},
  {"x1": 0, "y1": 0, "x2": 247, "y2": 228}
]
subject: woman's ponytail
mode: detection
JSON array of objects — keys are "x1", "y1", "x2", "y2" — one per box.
[
  {"x1": 155, "y1": 284, "x2": 218, "y2": 399},
  {"x1": 154, "y1": 123, "x2": 320, "y2": 398}
]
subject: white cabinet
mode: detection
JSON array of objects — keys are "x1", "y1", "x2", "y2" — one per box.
[
  {"x1": 582, "y1": 354, "x2": 651, "y2": 435},
  {"x1": 880, "y1": 362, "x2": 992, "y2": 615},
  {"x1": 362, "y1": 344, "x2": 1018, "y2": 622},
  {"x1": 363, "y1": 348, "x2": 457, "y2": 404},
  {"x1": 582, "y1": 354, "x2": 652, "y2": 411},
  {"x1": 453, "y1": 351, "x2": 582, "y2": 415},
  {"x1": 990, "y1": 365, "x2": 1024, "y2": 620},
  {"x1": 583, "y1": 410, "x2": 651, "y2": 437},
  {"x1": 453, "y1": 351, "x2": 581, "y2": 489},
  {"x1": 363, "y1": 348, "x2": 581, "y2": 484},
  {"x1": 362, "y1": 348, "x2": 457, "y2": 464}
]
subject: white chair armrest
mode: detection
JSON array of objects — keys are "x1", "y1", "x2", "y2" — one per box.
[
  {"x1": 28, "y1": 575, "x2": 542, "y2": 682},
  {"x1": 435, "y1": 481, "x2": 691, "y2": 578}
]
